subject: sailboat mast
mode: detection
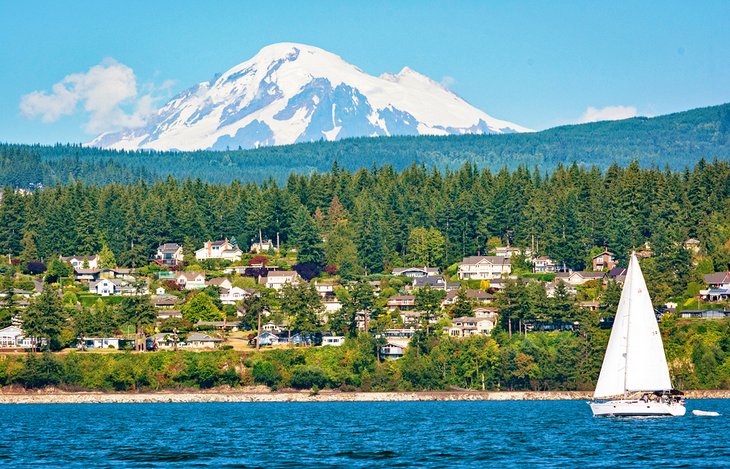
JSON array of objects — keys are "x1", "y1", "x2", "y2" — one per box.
[{"x1": 623, "y1": 253, "x2": 635, "y2": 398}]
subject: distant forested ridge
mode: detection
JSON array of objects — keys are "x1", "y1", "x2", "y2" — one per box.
[{"x1": 2, "y1": 103, "x2": 730, "y2": 185}]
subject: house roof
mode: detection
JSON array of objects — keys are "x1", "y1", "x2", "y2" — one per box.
[
  {"x1": 704, "y1": 272, "x2": 730, "y2": 285},
  {"x1": 445, "y1": 289, "x2": 494, "y2": 301},
  {"x1": 608, "y1": 267, "x2": 627, "y2": 278},
  {"x1": 592, "y1": 249, "x2": 614, "y2": 259},
  {"x1": 413, "y1": 276, "x2": 446, "y2": 287},
  {"x1": 387, "y1": 295, "x2": 415, "y2": 302},
  {"x1": 452, "y1": 316, "x2": 491, "y2": 323},
  {"x1": 178, "y1": 271, "x2": 205, "y2": 281},
  {"x1": 158, "y1": 243, "x2": 181, "y2": 253},
  {"x1": 207, "y1": 277, "x2": 231, "y2": 287},
  {"x1": 460, "y1": 256, "x2": 511, "y2": 266},
  {"x1": 392, "y1": 267, "x2": 440, "y2": 275},
  {"x1": 556, "y1": 271, "x2": 606, "y2": 280},
  {"x1": 61, "y1": 255, "x2": 98, "y2": 262},
  {"x1": 267, "y1": 271, "x2": 298, "y2": 279}
]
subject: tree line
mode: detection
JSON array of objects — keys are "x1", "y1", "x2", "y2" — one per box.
[{"x1": 2, "y1": 159, "x2": 729, "y2": 287}]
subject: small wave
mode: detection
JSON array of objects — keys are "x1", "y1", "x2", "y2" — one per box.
[
  {"x1": 108, "y1": 449, "x2": 202, "y2": 463},
  {"x1": 334, "y1": 450, "x2": 399, "y2": 460}
]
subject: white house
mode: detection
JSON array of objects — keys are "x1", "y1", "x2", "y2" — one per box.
[
  {"x1": 380, "y1": 343, "x2": 405, "y2": 359},
  {"x1": 321, "y1": 336, "x2": 345, "y2": 346},
  {"x1": 262, "y1": 271, "x2": 300, "y2": 290},
  {"x1": 220, "y1": 286, "x2": 252, "y2": 305},
  {"x1": 555, "y1": 271, "x2": 606, "y2": 286},
  {"x1": 444, "y1": 316, "x2": 497, "y2": 337},
  {"x1": 176, "y1": 272, "x2": 206, "y2": 289},
  {"x1": 195, "y1": 239, "x2": 243, "y2": 261},
  {"x1": 0, "y1": 325, "x2": 25, "y2": 348},
  {"x1": 61, "y1": 254, "x2": 99, "y2": 270},
  {"x1": 250, "y1": 239, "x2": 278, "y2": 253},
  {"x1": 154, "y1": 243, "x2": 184, "y2": 266},
  {"x1": 494, "y1": 247, "x2": 529, "y2": 258},
  {"x1": 152, "y1": 332, "x2": 222, "y2": 349},
  {"x1": 89, "y1": 278, "x2": 145, "y2": 296},
  {"x1": 79, "y1": 337, "x2": 122, "y2": 349},
  {"x1": 532, "y1": 256, "x2": 558, "y2": 273},
  {"x1": 457, "y1": 256, "x2": 511, "y2": 280}
]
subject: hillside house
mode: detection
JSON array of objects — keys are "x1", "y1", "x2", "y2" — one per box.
[
  {"x1": 442, "y1": 289, "x2": 494, "y2": 307},
  {"x1": 60, "y1": 254, "x2": 99, "y2": 270},
  {"x1": 176, "y1": 272, "x2": 206, "y2": 289},
  {"x1": 207, "y1": 277, "x2": 233, "y2": 290},
  {"x1": 387, "y1": 295, "x2": 416, "y2": 311},
  {"x1": 444, "y1": 316, "x2": 496, "y2": 337},
  {"x1": 321, "y1": 335, "x2": 345, "y2": 346},
  {"x1": 220, "y1": 287, "x2": 252, "y2": 304},
  {"x1": 250, "y1": 239, "x2": 278, "y2": 253},
  {"x1": 555, "y1": 271, "x2": 606, "y2": 286},
  {"x1": 495, "y1": 247, "x2": 528, "y2": 258},
  {"x1": 457, "y1": 256, "x2": 511, "y2": 280},
  {"x1": 314, "y1": 280, "x2": 338, "y2": 300},
  {"x1": 90, "y1": 278, "x2": 146, "y2": 296},
  {"x1": 683, "y1": 238, "x2": 701, "y2": 253},
  {"x1": 412, "y1": 275, "x2": 448, "y2": 290},
  {"x1": 704, "y1": 272, "x2": 730, "y2": 289},
  {"x1": 153, "y1": 332, "x2": 222, "y2": 349},
  {"x1": 154, "y1": 243, "x2": 184, "y2": 266},
  {"x1": 261, "y1": 271, "x2": 300, "y2": 290},
  {"x1": 195, "y1": 239, "x2": 243, "y2": 261},
  {"x1": 532, "y1": 256, "x2": 558, "y2": 273},
  {"x1": 592, "y1": 249, "x2": 617, "y2": 271},
  {"x1": 380, "y1": 343, "x2": 405, "y2": 359}
]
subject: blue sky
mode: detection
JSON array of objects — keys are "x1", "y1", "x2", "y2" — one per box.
[{"x1": 2, "y1": 1, "x2": 730, "y2": 144}]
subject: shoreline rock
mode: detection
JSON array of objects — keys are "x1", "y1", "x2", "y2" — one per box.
[{"x1": 1, "y1": 388, "x2": 728, "y2": 404}]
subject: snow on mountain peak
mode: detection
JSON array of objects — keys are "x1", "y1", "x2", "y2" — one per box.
[{"x1": 89, "y1": 43, "x2": 531, "y2": 151}]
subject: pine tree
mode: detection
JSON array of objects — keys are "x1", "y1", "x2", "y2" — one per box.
[
  {"x1": 21, "y1": 290, "x2": 66, "y2": 351},
  {"x1": 98, "y1": 242, "x2": 117, "y2": 269}
]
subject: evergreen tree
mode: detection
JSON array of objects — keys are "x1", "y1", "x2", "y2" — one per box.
[
  {"x1": 281, "y1": 283, "x2": 323, "y2": 339},
  {"x1": 0, "y1": 273, "x2": 16, "y2": 328},
  {"x1": 181, "y1": 292, "x2": 224, "y2": 323},
  {"x1": 289, "y1": 207, "x2": 324, "y2": 268},
  {"x1": 98, "y1": 242, "x2": 117, "y2": 269},
  {"x1": 21, "y1": 290, "x2": 66, "y2": 351}
]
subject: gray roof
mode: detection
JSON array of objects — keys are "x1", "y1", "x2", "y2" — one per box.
[
  {"x1": 460, "y1": 256, "x2": 511, "y2": 266},
  {"x1": 158, "y1": 243, "x2": 181, "y2": 253},
  {"x1": 704, "y1": 272, "x2": 730, "y2": 285}
]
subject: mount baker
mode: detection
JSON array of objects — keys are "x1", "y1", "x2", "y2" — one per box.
[{"x1": 91, "y1": 43, "x2": 530, "y2": 151}]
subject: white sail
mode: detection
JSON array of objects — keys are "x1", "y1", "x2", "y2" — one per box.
[{"x1": 593, "y1": 254, "x2": 672, "y2": 399}]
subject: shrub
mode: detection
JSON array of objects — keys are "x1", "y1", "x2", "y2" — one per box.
[
  {"x1": 252, "y1": 361, "x2": 281, "y2": 387},
  {"x1": 290, "y1": 365, "x2": 328, "y2": 390}
]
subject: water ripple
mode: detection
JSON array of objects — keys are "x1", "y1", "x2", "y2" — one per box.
[{"x1": 2, "y1": 400, "x2": 730, "y2": 467}]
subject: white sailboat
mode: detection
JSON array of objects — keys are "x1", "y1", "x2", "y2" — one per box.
[{"x1": 589, "y1": 253, "x2": 686, "y2": 417}]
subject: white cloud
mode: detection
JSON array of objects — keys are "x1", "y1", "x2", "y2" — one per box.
[
  {"x1": 579, "y1": 105, "x2": 638, "y2": 123},
  {"x1": 440, "y1": 75, "x2": 456, "y2": 89},
  {"x1": 19, "y1": 58, "x2": 164, "y2": 134}
]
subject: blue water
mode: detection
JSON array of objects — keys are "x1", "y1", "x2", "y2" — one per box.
[{"x1": 3, "y1": 399, "x2": 730, "y2": 467}]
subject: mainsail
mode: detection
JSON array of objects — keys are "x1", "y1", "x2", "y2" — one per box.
[{"x1": 593, "y1": 254, "x2": 672, "y2": 399}]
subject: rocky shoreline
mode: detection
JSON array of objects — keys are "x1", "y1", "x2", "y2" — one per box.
[{"x1": 1, "y1": 388, "x2": 729, "y2": 404}]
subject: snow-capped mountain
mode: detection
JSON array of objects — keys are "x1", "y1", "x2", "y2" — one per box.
[{"x1": 90, "y1": 43, "x2": 531, "y2": 151}]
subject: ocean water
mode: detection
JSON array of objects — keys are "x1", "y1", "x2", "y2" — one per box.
[{"x1": 3, "y1": 399, "x2": 730, "y2": 468}]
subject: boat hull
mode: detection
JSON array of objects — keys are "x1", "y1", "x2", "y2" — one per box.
[{"x1": 590, "y1": 400, "x2": 686, "y2": 417}]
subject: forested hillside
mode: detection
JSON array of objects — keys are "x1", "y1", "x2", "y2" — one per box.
[
  {"x1": 2, "y1": 103, "x2": 729, "y2": 185},
  {"x1": 3, "y1": 160, "x2": 730, "y2": 306}
]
